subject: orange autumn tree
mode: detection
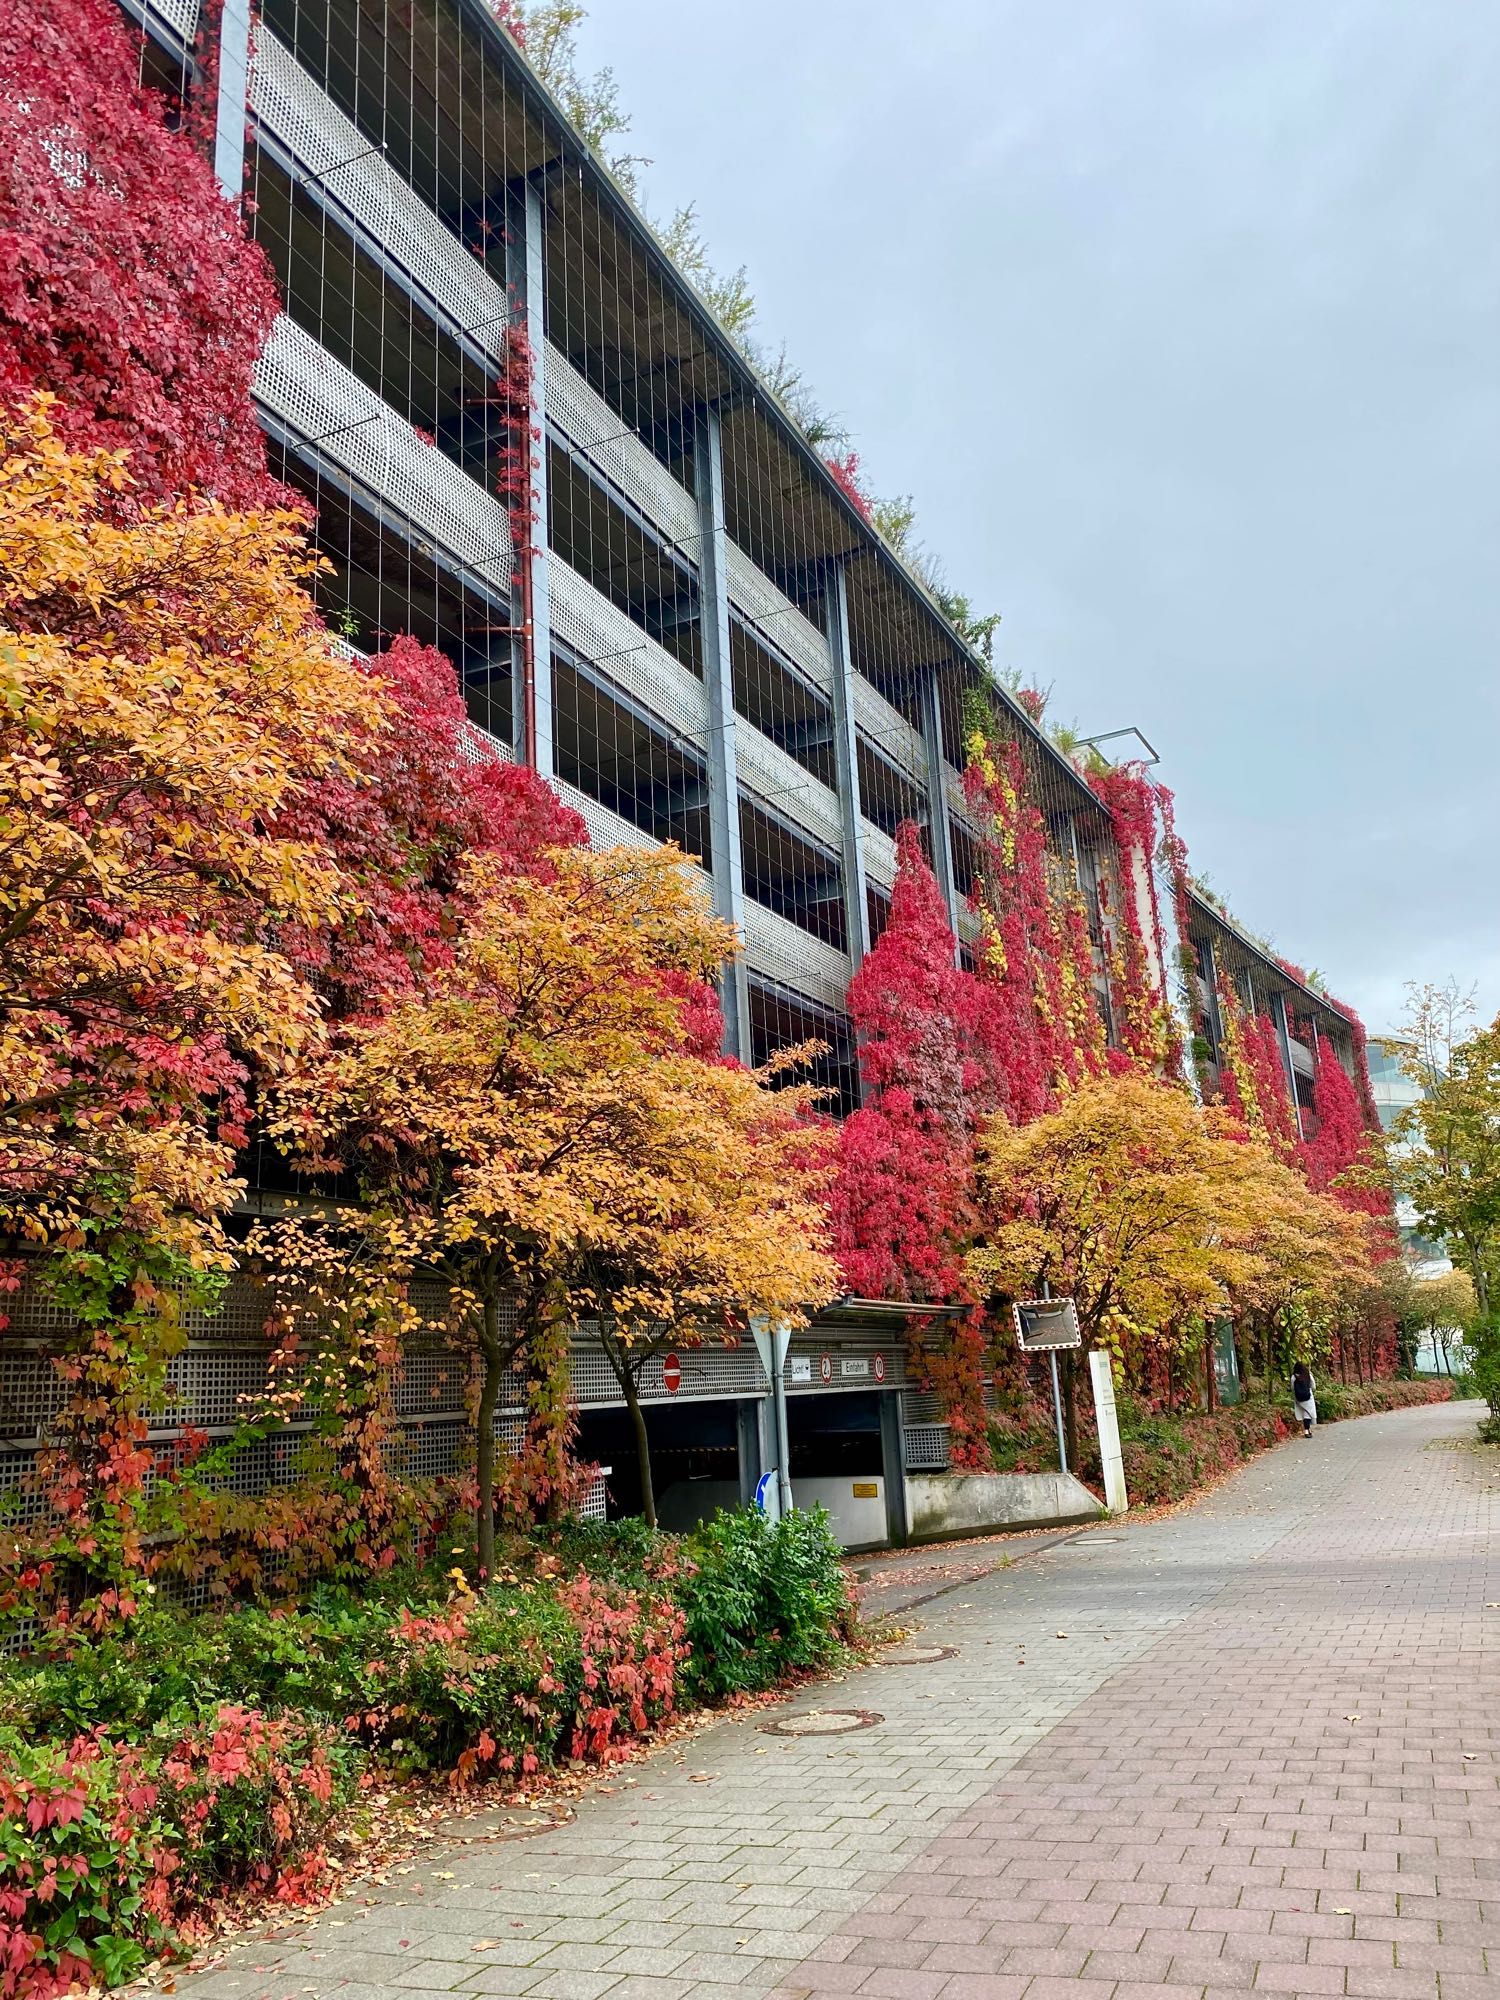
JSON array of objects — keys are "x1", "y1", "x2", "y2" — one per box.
[
  {"x1": 967, "y1": 1073, "x2": 1367, "y2": 1459},
  {"x1": 272, "y1": 844, "x2": 760, "y2": 1573},
  {"x1": 0, "y1": 398, "x2": 377, "y2": 1265},
  {"x1": 578, "y1": 1049, "x2": 839, "y2": 1529},
  {"x1": 0, "y1": 399, "x2": 382, "y2": 1624}
]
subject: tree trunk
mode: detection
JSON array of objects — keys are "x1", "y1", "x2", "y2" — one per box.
[
  {"x1": 600, "y1": 1328, "x2": 658, "y2": 1530},
  {"x1": 1062, "y1": 1350, "x2": 1080, "y2": 1473},
  {"x1": 476, "y1": 1294, "x2": 505, "y2": 1581},
  {"x1": 623, "y1": 1368, "x2": 656, "y2": 1530}
]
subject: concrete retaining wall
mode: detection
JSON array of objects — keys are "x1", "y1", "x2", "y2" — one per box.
[{"x1": 904, "y1": 1470, "x2": 1105, "y2": 1542}]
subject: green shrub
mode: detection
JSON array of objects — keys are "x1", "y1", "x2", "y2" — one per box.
[{"x1": 675, "y1": 1506, "x2": 852, "y2": 1700}]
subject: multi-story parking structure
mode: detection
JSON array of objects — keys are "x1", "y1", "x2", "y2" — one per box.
[{"x1": 41, "y1": 0, "x2": 1378, "y2": 1549}]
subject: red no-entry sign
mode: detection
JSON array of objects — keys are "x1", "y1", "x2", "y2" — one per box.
[{"x1": 662, "y1": 1353, "x2": 682, "y2": 1394}]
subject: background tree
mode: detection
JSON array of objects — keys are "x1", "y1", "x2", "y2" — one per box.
[
  {"x1": 272, "y1": 844, "x2": 737, "y2": 1577},
  {"x1": 1392, "y1": 1000, "x2": 1500, "y2": 1319},
  {"x1": 579, "y1": 1051, "x2": 838, "y2": 1527}
]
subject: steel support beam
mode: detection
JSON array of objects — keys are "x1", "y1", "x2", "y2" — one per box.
[
  {"x1": 1200, "y1": 933, "x2": 1225, "y2": 1066},
  {"x1": 1272, "y1": 989, "x2": 1306, "y2": 1139},
  {"x1": 918, "y1": 663, "x2": 961, "y2": 935},
  {"x1": 692, "y1": 408, "x2": 753, "y2": 1061},
  {"x1": 821, "y1": 563, "x2": 870, "y2": 968},
  {"x1": 506, "y1": 180, "x2": 554, "y2": 776},
  {"x1": 212, "y1": 0, "x2": 253, "y2": 199}
]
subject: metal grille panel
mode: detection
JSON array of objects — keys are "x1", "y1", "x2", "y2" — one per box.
[
  {"x1": 253, "y1": 316, "x2": 514, "y2": 595},
  {"x1": 250, "y1": 32, "x2": 508, "y2": 357}
]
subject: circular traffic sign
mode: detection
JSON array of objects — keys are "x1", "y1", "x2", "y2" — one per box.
[
  {"x1": 873, "y1": 1353, "x2": 886, "y2": 1383},
  {"x1": 663, "y1": 1352, "x2": 682, "y2": 1394},
  {"x1": 819, "y1": 1353, "x2": 833, "y2": 1384}
]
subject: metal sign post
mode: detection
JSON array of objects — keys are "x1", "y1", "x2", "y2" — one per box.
[
  {"x1": 1048, "y1": 1349, "x2": 1068, "y2": 1475},
  {"x1": 750, "y1": 1316, "x2": 794, "y2": 1521},
  {"x1": 1012, "y1": 1294, "x2": 1082, "y2": 1479}
]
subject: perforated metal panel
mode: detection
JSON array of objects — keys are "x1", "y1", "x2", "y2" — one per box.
[
  {"x1": 904, "y1": 1425, "x2": 952, "y2": 1471},
  {"x1": 569, "y1": 1334, "x2": 765, "y2": 1407},
  {"x1": 250, "y1": 32, "x2": 508, "y2": 358},
  {"x1": 740, "y1": 902, "x2": 852, "y2": 1012},
  {"x1": 141, "y1": 0, "x2": 198, "y2": 41},
  {"x1": 546, "y1": 349, "x2": 697, "y2": 551},
  {"x1": 253, "y1": 316, "x2": 514, "y2": 596}
]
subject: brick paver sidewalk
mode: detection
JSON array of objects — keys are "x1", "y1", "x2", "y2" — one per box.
[{"x1": 179, "y1": 1398, "x2": 1498, "y2": 2000}]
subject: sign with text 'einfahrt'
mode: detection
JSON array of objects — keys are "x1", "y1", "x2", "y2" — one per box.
[{"x1": 1012, "y1": 1298, "x2": 1082, "y2": 1352}]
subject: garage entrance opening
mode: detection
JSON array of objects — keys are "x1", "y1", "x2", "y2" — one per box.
[
  {"x1": 786, "y1": 1390, "x2": 890, "y2": 1547},
  {"x1": 574, "y1": 1399, "x2": 743, "y2": 1529}
]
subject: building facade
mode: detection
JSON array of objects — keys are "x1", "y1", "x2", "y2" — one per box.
[{"x1": 63, "y1": 0, "x2": 1381, "y2": 1547}]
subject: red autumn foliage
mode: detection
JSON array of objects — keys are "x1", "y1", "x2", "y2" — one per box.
[
  {"x1": 832, "y1": 825, "x2": 979, "y2": 1302},
  {"x1": 274, "y1": 635, "x2": 587, "y2": 1019},
  {"x1": 1086, "y1": 762, "x2": 1182, "y2": 1076},
  {"x1": 1303, "y1": 1035, "x2": 1390, "y2": 1221},
  {"x1": 820, "y1": 447, "x2": 873, "y2": 522},
  {"x1": 0, "y1": 0, "x2": 285, "y2": 514},
  {"x1": 1215, "y1": 990, "x2": 1304, "y2": 1163},
  {"x1": 964, "y1": 737, "x2": 1108, "y2": 1121}
]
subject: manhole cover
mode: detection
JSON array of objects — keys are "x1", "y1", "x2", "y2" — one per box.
[
  {"x1": 760, "y1": 1708, "x2": 883, "y2": 1737},
  {"x1": 876, "y1": 1644, "x2": 957, "y2": 1665}
]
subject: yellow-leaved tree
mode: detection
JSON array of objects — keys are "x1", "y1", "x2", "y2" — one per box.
[
  {"x1": 0, "y1": 397, "x2": 380, "y2": 1266},
  {"x1": 272, "y1": 842, "x2": 836, "y2": 1570},
  {"x1": 967, "y1": 1072, "x2": 1376, "y2": 1459},
  {"x1": 575, "y1": 1051, "x2": 839, "y2": 1527}
]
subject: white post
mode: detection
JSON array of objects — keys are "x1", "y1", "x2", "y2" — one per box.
[{"x1": 1089, "y1": 1349, "x2": 1129, "y2": 1514}]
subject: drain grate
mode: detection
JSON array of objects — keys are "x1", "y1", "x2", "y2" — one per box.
[
  {"x1": 876, "y1": 1643, "x2": 958, "y2": 1666},
  {"x1": 760, "y1": 1708, "x2": 883, "y2": 1738}
]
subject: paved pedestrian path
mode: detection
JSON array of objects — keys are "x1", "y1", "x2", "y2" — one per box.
[{"x1": 184, "y1": 1398, "x2": 1499, "y2": 2000}]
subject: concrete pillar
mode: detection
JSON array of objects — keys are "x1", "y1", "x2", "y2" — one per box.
[
  {"x1": 918, "y1": 663, "x2": 961, "y2": 934},
  {"x1": 737, "y1": 1399, "x2": 767, "y2": 1509},
  {"x1": 692, "y1": 408, "x2": 753, "y2": 1061},
  {"x1": 820, "y1": 563, "x2": 870, "y2": 968},
  {"x1": 880, "y1": 1390, "x2": 908, "y2": 1547},
  {"x1": 1272, "y1": 989, "x2": 1306, "y2": 1139},
  {"x1": 1200, "y1": 934, "x2": 1225, "y2": 1064},
  {"x1": 505, "y1": 181, "x2": 554, "y2": 777},
  {"x1": 212, "y1": 0, "x2": 253, "y2": 200}
]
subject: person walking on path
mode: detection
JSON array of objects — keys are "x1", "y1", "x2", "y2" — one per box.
[{"x1": 1292, "y1": 1360, "x2": 1317, "y2": 1436}]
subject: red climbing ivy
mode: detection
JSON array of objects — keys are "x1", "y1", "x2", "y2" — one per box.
[
  {"x1": 820, "y1": 447, "x2": 873, "y2": 522},
  {"x1": 0, "y1": 0, "x2": 285, "y2": 514},
  {"x1": 1303, "y1": 1034, "x2": 1390, "y2": 1221},
  {"x1": 962, "y1": 724, "x2": 1107, "y2": 1120},
  {"x1": 1085, "y1": 763, "x2": 1184, "y2": 1076},
  {"x1": 1213, "y1": 979, "x2": 1304, "y2": 1164},
  {"x1": 833, "y1": 824, "x2": 978, "y2": 1302}
]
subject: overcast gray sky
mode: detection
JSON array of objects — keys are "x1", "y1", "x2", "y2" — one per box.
[{"x1": 574, "y1": 0, "x2": 1499, "y2": 1035}]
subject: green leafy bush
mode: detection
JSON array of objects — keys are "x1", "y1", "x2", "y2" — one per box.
[{"x1": 675, "y1": 1506, "x2": 853, "y2": 1700}]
